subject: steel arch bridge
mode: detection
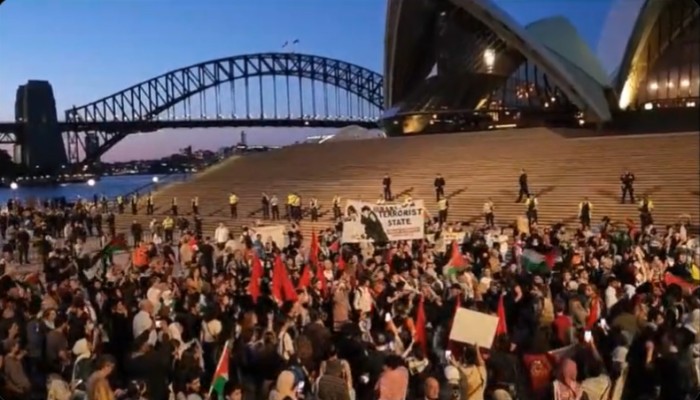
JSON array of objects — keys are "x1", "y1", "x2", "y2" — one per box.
[{"x1": 64, "y1": 52, "x2": 384, "y2": 164}]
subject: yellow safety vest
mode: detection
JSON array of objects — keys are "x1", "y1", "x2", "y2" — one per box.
[
  {"x1": 163, "y1": 218, "x2": 174, "y2": 229},
  {"x1": 229, "y1": 195, "x2": 238, "y2": 205}
]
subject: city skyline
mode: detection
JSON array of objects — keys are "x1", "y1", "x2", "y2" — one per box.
[{"x1": 0, "y1": 0, "x2": 640, "y2": 161}]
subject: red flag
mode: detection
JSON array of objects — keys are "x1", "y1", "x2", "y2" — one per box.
[
  {"x1": 297, "y1": 265, "x2": 312, "y2": 289},
  {"x1": 272, "y1": 255, "x2": 298, "y2": 303},
  {"x1": 496, "y1": 294, "x2": 508, "y2": 336},
  {"x1": 585, "y1": 297, "x2": 599, "y2": 329},
  {"x1": 664, "y1": 272, "x2": 700, "y2": 292},
  {"x1": 247, "y1": 253, "x2": 263, "y2": 303},
  {"x1": 449, "y1": 240, "x2": 466, "y2": 268},
  {"x1": 328, "y1": 240, "x2": 339, "y2": 253},
  {"x1": 337, "y1": 254, "x2": 346, "y2": 271},
  {"x1": 316, "y1": 261, "x2": 327, "y2": 296},
  {"x1": 544, "y1": 250, "x2": 557, "y2": 270},
  {"x1": 309, "y1": 229, "x2": 319, "y2": 267},
  {"x1": 414, "y1": 296, "x2": 427, "y2": 354}
]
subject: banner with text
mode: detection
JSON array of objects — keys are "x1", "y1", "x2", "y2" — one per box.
[{"x1": 342, "y1": 200, "x2": 425, "y2": 243}]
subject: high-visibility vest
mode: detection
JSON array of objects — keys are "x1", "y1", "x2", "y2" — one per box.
[{"x1": 229, "y1": 195, "x2": 238, "y2": 205}]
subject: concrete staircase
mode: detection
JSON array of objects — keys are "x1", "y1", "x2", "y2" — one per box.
[{"x1": 115, "y1": 128, "x2": 700, "y2": 239}]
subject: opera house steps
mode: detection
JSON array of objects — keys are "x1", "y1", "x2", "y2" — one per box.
[{"x1": 115, "y1": 128, "x2": 700, "y2": 241}]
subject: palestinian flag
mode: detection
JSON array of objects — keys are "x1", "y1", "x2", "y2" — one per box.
[
  {"x1": 521, "y1": 248, "x2": 555, "y2": 274},
  {"x1": 104, "y1": 234, "x2": 129, "y2": 255},
  {"x1": 444, "y1": 240, "x2": 466, "y2": 278},
  {"x1": 210, "y1": 341, "x2": 231, "y2": 399},
  {"x1": 90, "y1": 234, "x2": 129, "y2": 266}
]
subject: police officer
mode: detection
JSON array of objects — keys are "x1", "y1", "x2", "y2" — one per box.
[
  {"x1": 638, "y1": 195, "x2": 654, "y2": 229},
  {"x1": 382, "y1": 174, "x2": 392, "y2": 201},
  {"x1": 525, "y1": 194, "x2": 538, "y2": 225},
  {"x1": 437, "y1": 195, "x2": 449, "y2": 226},
  {"x1": 483, "y1": 198, "x2": 495, "y2": 227},
  {"x1": 516, "y1": 168, "x2": 530, "y2": 203},
  {"x1": 171, "y1": 197, "x2": 178, "y2": 216},
  {"x1": 192, "y1": 196, "x2": 199, "y2": 215},
  {"x1": 146, "y1": 192, "x2": 154, "y2": 215},
  {"x1": 578, "y1": 197, "x2": 593, "y2": 229},
  {"x1": 270, "y1": 194, "x2": 280, "y2": 220},
  {"x1": 310, "y1": 197, "x2": 319, "y2": 221},
  {"x1": 332, "y1": 195, "x2": 341, "y2": 219},
  {"x1": 162, "y1": 215, "x2": 175, "y2": 242},
  {"x1": 434, "y1": 173, "x2": 446, "y2": 201},
  {"x1": 261, "y1": 193, "x2": 270, "y2": 219},
  {"x1": 131, "y1": 194, "x2": 138, "y2": 215},
  {"x1": 620, "y1": 171, "x2": 635, "y2": 204},
  {"x1": 229, "y1": 192, "x2": 239, "y2": 218}
]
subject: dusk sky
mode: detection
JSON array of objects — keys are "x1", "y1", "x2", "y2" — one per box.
[{"x1": 0, "y1": 0, "x2": 642, "y2": 162}]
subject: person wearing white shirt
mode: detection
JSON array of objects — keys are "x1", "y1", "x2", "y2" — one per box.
[
  {"x1": 132, "y1": 300, "x2": 154, "y2": 338},
  {"x1": 353, "y1": 279, "x2": 373, "y2": 314},
  {"x1": 605, "y1": 277, "x2": 621, "y2": 310},
  {"x1": 214, "y1": 222, "x2": 230, "y2": 250}
]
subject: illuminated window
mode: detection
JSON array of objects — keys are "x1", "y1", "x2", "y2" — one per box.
[{"x1": 483, "y1": 49, "x2": 495, "y2": 70}]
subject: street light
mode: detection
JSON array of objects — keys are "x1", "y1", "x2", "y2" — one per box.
[
  {"x1": 152, "y1": 176, "x2": 159, "y2": 183},
  {"x1": 483, "y1": 48, "x2": 496, "y2": 71},
  {"x1": 87, "y1": 179, "x2": 96, "y2": 186},
  {"x1": 9, "y1": 182, "x2": 18, "y2": 190}
]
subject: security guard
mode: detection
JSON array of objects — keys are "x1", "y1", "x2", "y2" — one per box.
[
  {"x1": 437, "y1": 195, "x2": 449, "y2": 225},
  {"x1": 638, "y1": 195, "x2": 654, "y2": 229},
  {"x1": 270, "y1": 194, "x2": 280, "y2": 220},
  {"x1": 483, "y1": 198, "x2": 495, "y2": 227},
  {"x1": 229, "y1": 192, "x2": 239, "y2": 218},
  {"x1": 146, "y1": 192, "x2": 154, "y2": 215},
  {"x1": 286, "y1": 193, "x2": 294, "y2": 220},
  {"x1": 310, "y1": 197, "x2": 319, "y2": 221},
  {"x1": 261, "y1": 193, "x2": 270, "y2": 219},
  {"x1": 620, "y1": 171, "x2": 636, "y2": 204},
  {"x1": 191, "y1": 196, "x2": 199, "y2": 215},
  {"x1": 116, "y1": 195, "x2": 124, "y2": 214},
  {"x1": 517, "y1": 168, "x2": 530, "y2": 203},
  {"x1": 434, "y1": 173, "x2": 446, "y2": 201},
  {"x1": 171, "y1": 197, "x2": 178, "y2": 216},
  {"x1": 131, "y1": 193, "x2": 138, "y2": 215},
  {"x1": 525, "y1": 194, "x2": 538, "y2": 225},
  {"x1": 578, "y1": 197, "x2": 593, "y2": 229},
  {"x1": 382, "y1": 174, "x2": 392, "y2": 201},
  {"x1": 332, "y1": 194, "x2": 341, "y2": 219},
  {"x1": 292, "y1": 193, "x2": 302, "y2": 220},
  {"x1": 162, "y1": 215, "x2": 175, "y2": 242}
]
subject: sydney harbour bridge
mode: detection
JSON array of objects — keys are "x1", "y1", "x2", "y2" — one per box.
[{"x1": 0, "y1": 52, "x2": 385, "y2": 167}]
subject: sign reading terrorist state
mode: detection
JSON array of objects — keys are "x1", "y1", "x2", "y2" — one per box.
[{"x1": 341, "y1": 200, "x2": 425, "y2": 243}]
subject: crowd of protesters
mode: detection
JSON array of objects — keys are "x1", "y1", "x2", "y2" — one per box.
[{"x1": 0, "y1": 185, "x2": 699, "y2": 400}]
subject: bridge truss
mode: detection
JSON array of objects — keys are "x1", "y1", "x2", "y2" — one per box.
[{"x1": 64, "y1": 52, "x2": 384, "y2": 164}]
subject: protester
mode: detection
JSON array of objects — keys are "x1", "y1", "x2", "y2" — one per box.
[{"x1": 0, "y1": 186, "x2": 698, "y2": 400}]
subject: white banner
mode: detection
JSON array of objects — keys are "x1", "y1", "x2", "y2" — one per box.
[
  {"x1": 249, "y1": 225, "x2": 287, "y2": 247},
  {"x1": 341, "y1": 200, "x2": 425, "y2": 243}
]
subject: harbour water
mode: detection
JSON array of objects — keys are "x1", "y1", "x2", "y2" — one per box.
[{"x1": 0, "y1": 174, "x2": 188, "y2": 204}]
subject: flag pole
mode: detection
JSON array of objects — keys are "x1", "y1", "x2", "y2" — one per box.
[{"x1": 208, "y1": 339, "x2": 231, "y2": 398}]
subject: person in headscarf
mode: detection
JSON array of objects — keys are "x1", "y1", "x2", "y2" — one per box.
[
  {"x1": 551, "y1": 358, "x2": 586, "y2": 400},
  {"x1": 269, "y1": 370, "x2": 296, "y2": 400},
  {"x1": 71, "y1": 338, "x2": 93, "y2": 395}
]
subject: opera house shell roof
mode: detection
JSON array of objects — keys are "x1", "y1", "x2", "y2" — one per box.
[{"x1": 384, "y1": 0, "x2": 699, "y2": 125}]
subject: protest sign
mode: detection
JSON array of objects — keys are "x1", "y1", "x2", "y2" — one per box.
[
  {"x1": 449, "y1": 308, "x2": 499, "y2": 349},
  {"x1": 341, "y1": 200, "x2": 425, "y2": 243}
]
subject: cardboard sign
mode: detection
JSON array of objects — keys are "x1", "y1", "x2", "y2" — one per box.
[{"x1": 449, "y1": 308, "x2": 499, "y2": 349}]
